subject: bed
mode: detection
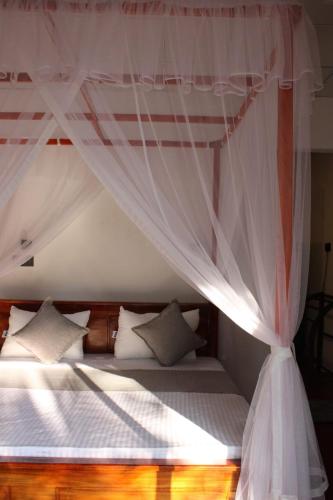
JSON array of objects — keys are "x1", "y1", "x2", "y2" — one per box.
[{"x1": 0, "y1": 300, "x2": 247, "y2": 499}]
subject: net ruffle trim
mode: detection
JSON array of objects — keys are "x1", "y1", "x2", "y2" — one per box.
[{"x1": 0, "y1": 70, "x2": 322, "y2": 96}]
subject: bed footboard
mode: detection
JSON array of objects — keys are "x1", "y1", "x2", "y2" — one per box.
[{"x1": 0, "y1": 462, "x2": 240, "y2": 499}]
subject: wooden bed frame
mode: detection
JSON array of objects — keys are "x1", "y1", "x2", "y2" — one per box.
[{"x1": 0, "y1": 299, "x2": 240, "y2": 500}]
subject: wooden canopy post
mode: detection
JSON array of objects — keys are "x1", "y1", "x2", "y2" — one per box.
[
  {"x1": 212, "y1": 145, "x2": 221, "y2": 264},
  {"x1": 208, "y1": 80, "x2": 293, "y2": 334},
  {"x1": 275, "y1": 85, "x2": 293, "y2": 337},
  {"x1": 276, "y1": 4, "x2": 296, "y2": 310},
  {"x1": 277, "y1": 86, "x2": 293, "y2": 297}
]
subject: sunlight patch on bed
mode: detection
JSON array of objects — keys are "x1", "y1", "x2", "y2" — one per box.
[{"x1": 106, "y1": 390, "x2": 230, "y2": 459}]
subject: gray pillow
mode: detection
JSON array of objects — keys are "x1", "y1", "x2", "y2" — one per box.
[
  {"x1": 132, "y1": 301, "x2": 206, "y2": 366},
  {"x1": 13, "y1": 300, "x2": 89, "y2": 364}
]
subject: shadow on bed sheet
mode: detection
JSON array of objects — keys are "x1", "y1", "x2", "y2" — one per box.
[{"x1": 74, "y1": 366, "x2": 171, "y2": 448}]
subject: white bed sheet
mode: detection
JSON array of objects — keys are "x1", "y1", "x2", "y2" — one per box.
[
  {"x1": 0, "y1": 356, "x2": 247, "y2": 464},
  {"x1": 0, "y1": 354, "x2": 225, "y2": 371}
]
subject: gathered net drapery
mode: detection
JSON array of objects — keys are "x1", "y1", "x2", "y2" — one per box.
[
  {"x1": 0, "y1": 1, "x2": 327, "y2": 499},
  {"x1": 0, "y1": 147, "x2": 102, "y2": 276}
]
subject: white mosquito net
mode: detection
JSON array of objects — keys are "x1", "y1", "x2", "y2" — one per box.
[{"x1": 0, "y1": 1, "x2": 327, "y2": 498}]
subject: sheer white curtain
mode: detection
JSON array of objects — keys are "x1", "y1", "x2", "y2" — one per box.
[
  {"x1": 0, "y1": 1, "x2": 327, "y2": 499},
  {"x1": 0, "y1": 0, "x2": 321, "y2": 95},
  {"x1": 38, "y1": 77, "x2": 327, "y2": 500},
  {"x1": 0, "y1": 147, "x2": 102, "y2": 277},
  {"x1": 0, "y1": 86, "x2": 58, "y2": 208},
  {"x1": 0, "y1": 47, "x2": 97, "y2": 276}
]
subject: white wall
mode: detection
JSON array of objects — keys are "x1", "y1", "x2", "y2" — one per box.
[
  {"x1": 305, "y1": 1, "x2": 333, "y2": 153},
  {"x1": 308, "y1": 153, "x2": 333, "y2": 371},
  {"x1": 308, "y1": 154, "x2": 333, "y2": 295},
  {"x1": 0, "y1": 189, "x2": 203, "y2": 303},
  {"x1": 312, "y1": 98, "x2": 333, "y2": 152}
]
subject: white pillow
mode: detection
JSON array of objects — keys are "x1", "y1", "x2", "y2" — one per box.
[
  {"x1": 1, "y1": 305, "x2": 90, "y2": 359},
  {"x1": 114, "y1": 306, "x2": 200, "y2": 360}
]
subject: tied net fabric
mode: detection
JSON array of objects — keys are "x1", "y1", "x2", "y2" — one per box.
[{"x1": 0, "y1": 1, "x2": 328, "y2": 498}]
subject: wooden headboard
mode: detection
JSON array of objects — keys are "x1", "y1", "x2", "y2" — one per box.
[{"x1": 0, "y1": 300, "x2": 218, "y2": 357}]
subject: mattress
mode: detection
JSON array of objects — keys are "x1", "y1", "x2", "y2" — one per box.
[{"x1": 0, "y1": 356, "x2": 249, "y2": 464}]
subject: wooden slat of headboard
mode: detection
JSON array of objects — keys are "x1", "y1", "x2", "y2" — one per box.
[{"x1": 0, "y1": 300, "x2": 218, "y2": 357}]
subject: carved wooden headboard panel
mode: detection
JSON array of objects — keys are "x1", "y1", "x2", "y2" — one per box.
[{"x1": 0, "y1": 300, "x2": 218, "y2": 357}]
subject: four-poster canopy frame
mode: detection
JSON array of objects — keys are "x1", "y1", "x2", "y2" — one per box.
[
  {"x1": 0, "y1": 88, "x2": 294, "y2": 500},
  {"x1": 0, "y1": 2, "x2": 296, "y2": 498}
]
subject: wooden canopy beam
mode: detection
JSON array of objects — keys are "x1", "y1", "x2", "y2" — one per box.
[
  {"x1": 3, "y1": 2, "x2": 301, "y2": 19},
  {"x1": 0, "y1": 137, "x2": 209, "y2": 148},
  {"x1": 121, "y1": 2, "x2": 302, "y2": 18},
  {"x1": 0, "y1": 111, "x2": 232, "y2": 125}
]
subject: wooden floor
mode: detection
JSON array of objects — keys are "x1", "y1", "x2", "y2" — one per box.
[{"x1": 0, "y1": 462, "x2": 240, "y2": 500}]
